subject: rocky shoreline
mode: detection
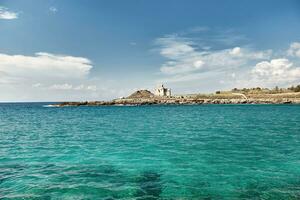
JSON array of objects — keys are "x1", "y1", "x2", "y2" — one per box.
[{"x1": 54, "y1": 97, "x2": 300, "y2": 107}]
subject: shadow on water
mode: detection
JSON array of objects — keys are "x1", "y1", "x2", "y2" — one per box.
[
  {"x1": 0, "y1": 163, "x2": 128, "y2": 199},
  {"x1": 2, "y1": 163, "x2": 300, "y2": 199},
  {"x1": 135, "y1": 171, "x2": 163, "y2": 200}
]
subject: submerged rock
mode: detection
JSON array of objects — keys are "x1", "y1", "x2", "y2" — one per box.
[{"x1": 136, "y1": 171, "x2": 162, "y2": 200}]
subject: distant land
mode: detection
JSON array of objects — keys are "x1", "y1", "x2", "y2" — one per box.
[{"x1": 53, "y1": 84, "x2": 300, "y2": 106}]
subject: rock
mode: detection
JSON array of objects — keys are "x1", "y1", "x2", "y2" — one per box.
[{"x1": 127, "y1": 90, "x2": 154, "y2": 99}]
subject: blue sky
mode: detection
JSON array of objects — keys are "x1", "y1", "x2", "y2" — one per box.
[{"x1": 1, "y1": 0, "x2": 300, "y2": 101}]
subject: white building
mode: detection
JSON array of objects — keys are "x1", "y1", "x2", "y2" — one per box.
[{"x1": 154, "y1": 84, "x2": 171, "y2": 97}]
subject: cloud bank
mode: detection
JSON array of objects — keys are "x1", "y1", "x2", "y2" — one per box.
[
  {"x1": 0, "y1": 52, "x2": 92, "y2": 82},
  {"x1": 155, "y1": 34, "x2": 300, "y2": 89},
  {"x1": 0, "y1": 51, "x2": 142, "y2": 101},
  {"x1": 156, "y1": 35, "x2": 271, "y2": 76}
]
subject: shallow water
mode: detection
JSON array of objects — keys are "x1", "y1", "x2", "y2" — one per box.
[{"x1": 0, "y1": 103, "x2": 300, "y2": 199}]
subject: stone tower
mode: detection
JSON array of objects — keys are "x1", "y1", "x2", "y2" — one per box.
[{"x1": 154, "y1": 84, "x2": 171, "y2": 97}]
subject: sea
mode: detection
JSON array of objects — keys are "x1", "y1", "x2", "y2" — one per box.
[{"x1": 0, "y1": 103, "x2": 300, "y2": 199}]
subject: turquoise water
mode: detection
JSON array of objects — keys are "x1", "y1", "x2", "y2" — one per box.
[{"x1": 1, "y1": 104, "x2": 300, "y2": 199}]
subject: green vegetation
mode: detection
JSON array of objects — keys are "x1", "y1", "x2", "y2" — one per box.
[
  {"x1": 228, "y1": 85, "x2": 300, "y2": 94},
  {"x1": 288, "y1": 85, "x2": 300, "y2": 92}
]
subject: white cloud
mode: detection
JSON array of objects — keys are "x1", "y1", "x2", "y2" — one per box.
[
  {"x1": 0, "y1": 7, "x2": 18, "y2": 19},
  {"x1": 73, "y1": 84, "x2": 97, "y2": 91},
  {"x1": 0, "y1": 52, "x2": 92, "y2": 82},
  {"x1": 32, "y1": 83, "x2": 42, "y2": 88},
  {"x1": 86, "y1": 85, "x2": 97, "y2": 91},
  {"x1": 49, "y1": 7, "x2": 58, "y2": 13},
  {"x1": 156, "y1": 36, "x2": 195, "y2": 59},
  {"x1": 229, "y1": 47, "x2": 241, "y2": 56},
  {"x1": 48, "y1": 83, "x2": 97, "y2": 91},
  {"x1": 287, "y1": 42, "x2": 300, "y2": 57},
  {"x1": 251, "y1": 58, "x2": 300, "y2": 85},
  {"x1": 49, "y1": 83, "x2": 73, "y2": 90},
  {"x1": 74, "y1": 85, "x2": 84, "y2": 90},
  {"x1": 156, "y1": 36, "x2": 271, "y2": 76}
]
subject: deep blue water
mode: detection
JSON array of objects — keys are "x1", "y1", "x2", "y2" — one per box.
[{"x1": 0, "y1": 103, "x2": 300, "y2": 199}]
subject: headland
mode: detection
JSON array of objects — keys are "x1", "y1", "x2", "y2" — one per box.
[{"x1": 54, "y1": 84, "x2": 300, "y2": 106}]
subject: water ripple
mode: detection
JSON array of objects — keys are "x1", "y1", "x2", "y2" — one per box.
[{"x1": 1, "y1": 104, "x2": 300, "y2": 199}]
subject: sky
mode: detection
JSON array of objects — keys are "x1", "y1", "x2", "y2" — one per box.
[{"x1": 1, "y1": 0, "x2": 300, "y2": 101}]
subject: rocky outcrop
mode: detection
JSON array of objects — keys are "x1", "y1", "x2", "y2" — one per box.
[{"x1": 127, "y1": 90, "x2": 154, "y2": 99}]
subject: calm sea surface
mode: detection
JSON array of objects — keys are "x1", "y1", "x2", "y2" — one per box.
[{"x1": 0, "y1": 103, "x2": 300, "y2": 199}]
